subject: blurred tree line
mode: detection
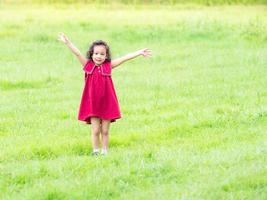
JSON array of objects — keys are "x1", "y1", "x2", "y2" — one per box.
[{"x1": 1, "y1": 0, "x2": 267, "y2": 5}]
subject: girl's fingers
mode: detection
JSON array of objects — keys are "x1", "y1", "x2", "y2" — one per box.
[
  {"x1": 144, "y1": 50, "x2": 152, "y2": 54},
  {"x1": 58, "y1": 36, "x2": 64, "y2": 42},
  {"x1": 57, "y1": 32, "x2": 70, "y2": 44},
  {"x1": 144, "y1": 51, "x2": 152, "y2": 57},
  {"x1": 143, "y1": 49, "x2": 152, "y2": 56},
  {"x1": 58, "y1": 33, "x2": 64, "y2": 38},
  {"x1": 57, "y1": 33, "x2": 64, "y2": 40},
  {"x1": 57, "y1": 36, "x2": 67, "y2": 43}
]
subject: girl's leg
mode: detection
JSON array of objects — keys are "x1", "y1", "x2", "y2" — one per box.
[
  {"x1": 100, "y1": 119, "x2": 111, "y2": 153},
  {"x1": 90, "y1": 117, "x2": 101, "y2": 152}
]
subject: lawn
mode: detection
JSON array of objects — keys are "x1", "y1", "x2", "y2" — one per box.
[{"x1": 0, "y1": 3, "x2": 266, "y2": 200}]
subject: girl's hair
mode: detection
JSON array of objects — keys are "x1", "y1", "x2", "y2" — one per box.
[{"x1": 86, "y1": 40, "x2": 111, "y2": 62}]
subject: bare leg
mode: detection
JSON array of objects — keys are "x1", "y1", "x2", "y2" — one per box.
[
  {"x1": 101, "y1": 119, "x2": 111, "y2": 153},
  {"x1": 90, "y1": 117, "x2": 101, "y2": 151}
]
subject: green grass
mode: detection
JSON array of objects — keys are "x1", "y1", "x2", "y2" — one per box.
[
  {"x1": 0, "y1": 3, "x2": 267, "y2": 200},
  {"x1": 1, "y1": 0, "x2": 267, "y2": 5}
]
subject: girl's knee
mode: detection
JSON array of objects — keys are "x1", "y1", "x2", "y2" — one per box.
[
  {"x1": 92, "y1": 128, "x2": 100, "y2": 135},
  {"x1": 101, "y1": 129, "x2": 109, "y2": 136}
]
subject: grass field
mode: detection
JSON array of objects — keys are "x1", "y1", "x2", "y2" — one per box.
[{"x1": 0, "y1": 3, "x2": 267, "y2": 200}]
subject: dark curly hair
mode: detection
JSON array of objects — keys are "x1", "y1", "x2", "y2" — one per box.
[{"x1": 86, "y1": 40, "x2": 111, "y2": 62}]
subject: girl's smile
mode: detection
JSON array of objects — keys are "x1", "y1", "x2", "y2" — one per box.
[{"x1": 92, "y1": 45, "x2": 107, "y2": 66}]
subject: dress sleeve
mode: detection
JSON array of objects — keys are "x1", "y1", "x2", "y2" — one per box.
[
  {"x1": 83, "y1": 60, "x2": 91, "y2": 80},
  {"x1": 102, "y1": 61, "x2": 112, "y2": 76},
  {"x1": 83, "y1": 60, "x2": 90, "y2": 70}
]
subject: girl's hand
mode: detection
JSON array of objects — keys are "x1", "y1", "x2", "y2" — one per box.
[
  {"x1": 139, "y1": 48, "x2": 152, "y2": 57},
  {"x1": 58, "y1": 32, "x2": 70, "y2": 44}
]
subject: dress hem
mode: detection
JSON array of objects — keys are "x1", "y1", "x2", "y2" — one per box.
[{"x1": 78, "y1": 114, "x2": 121, "y2": 125}]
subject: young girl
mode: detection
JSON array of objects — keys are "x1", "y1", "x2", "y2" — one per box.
[{"x1": 58, "y1": 33, "x2": 152, "y2": 156}]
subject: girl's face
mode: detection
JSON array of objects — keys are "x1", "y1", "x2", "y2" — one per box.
[{"x1": 92, "y1": 45, "x2": 107, "y2": 66}]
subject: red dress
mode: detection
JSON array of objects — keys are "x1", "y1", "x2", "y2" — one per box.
[{"x1": 78, "y1": 60, "x2": 121, "y2": 124}]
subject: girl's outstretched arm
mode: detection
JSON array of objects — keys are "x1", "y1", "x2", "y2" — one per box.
[
  {"x1": 111, "y1": 48, "x2": 152, "y2": 69},
  {"x1": 58, "y1": 32, "x2": 88, "y2": 66}
]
